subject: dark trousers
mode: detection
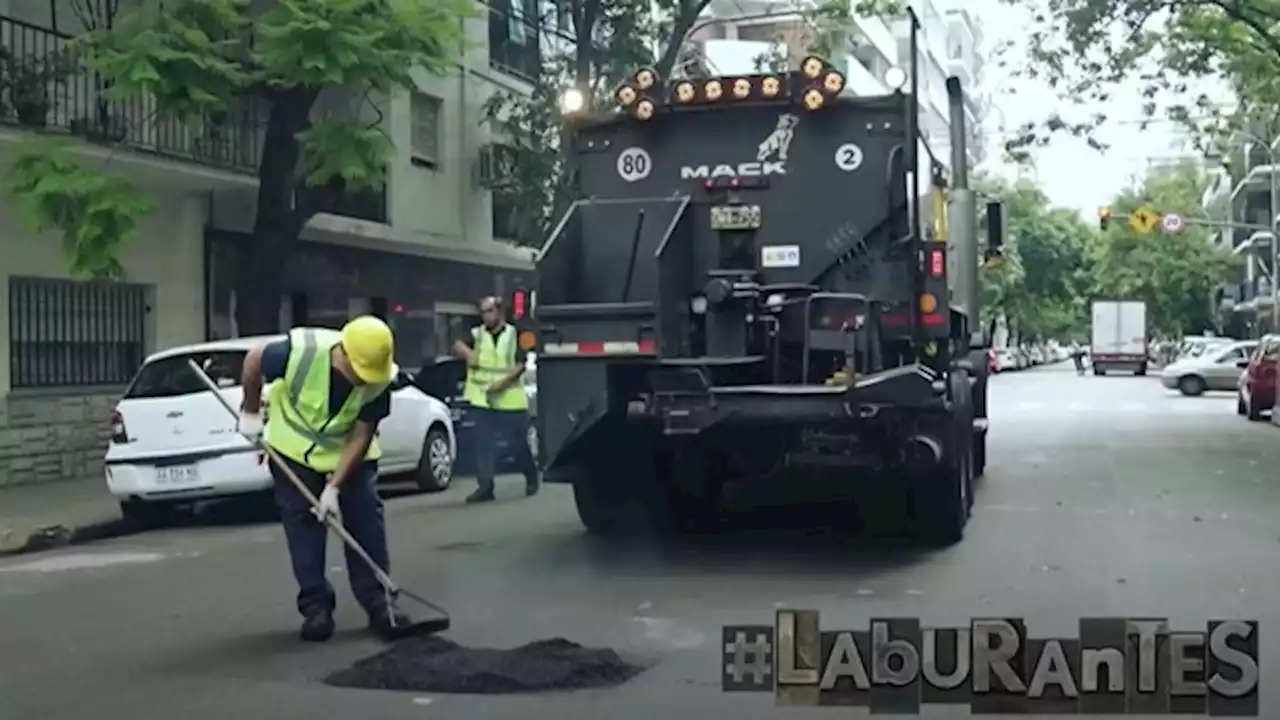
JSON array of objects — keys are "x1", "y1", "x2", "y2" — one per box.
[
  {"x1": 471, "y1": 407, "x2": 537, "y2": 494},
  {"x1": 269, "y1": 454, "x2": 390, "y2": 618}
]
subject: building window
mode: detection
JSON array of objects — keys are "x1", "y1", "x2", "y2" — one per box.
[
  {"x1": 489, "y1": 0, "x2": 542, "y2": 81},
  {"x1": 410, "y1": 91, "x2": 442, "y2": 168},
  {"x1": 8, "y1": 277, "x2": 149, "y2": 389}
]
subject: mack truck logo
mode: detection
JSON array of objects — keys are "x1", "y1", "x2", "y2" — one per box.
[{"x1": 679, "y1": 113, "x2": 798, "y2": 180}]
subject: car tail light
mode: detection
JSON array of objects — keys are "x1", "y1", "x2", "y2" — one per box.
[{"x1": 109, "y1": 410, "x2": 128, "y2": 443}]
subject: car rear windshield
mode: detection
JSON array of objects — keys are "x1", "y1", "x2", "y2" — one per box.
[{"x1": 124, "y1": 351, "x2": 247, "y2": 399}]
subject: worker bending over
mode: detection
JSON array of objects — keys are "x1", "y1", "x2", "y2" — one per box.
[
  {"x1": 237, "y1": 315, "x2": 411, "y2": 642},
  {"x1": 453, "y1": 295, "x2": 539, "y2": 503}
]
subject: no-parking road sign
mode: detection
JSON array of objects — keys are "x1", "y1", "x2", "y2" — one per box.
[{"x1": 1161, "y1": 212, "x2": 1185, "y2": 234}]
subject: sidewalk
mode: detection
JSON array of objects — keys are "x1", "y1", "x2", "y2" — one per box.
[{"x1": 0, "y1": 479, "x2": 124, "y2": 554}]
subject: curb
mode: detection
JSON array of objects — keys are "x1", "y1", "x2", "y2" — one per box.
[{"x1": 0, "y1": 518, "x2": 137, "y2": 558}]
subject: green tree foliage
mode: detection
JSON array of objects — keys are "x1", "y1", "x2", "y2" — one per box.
[
  {"x1": 5, "y1": 139, "x2": 156, "y2": 280},
  {"x1": 976, "y1": 174, "x2": 1094, "y2": 341},
  {"x1": 9, "y1": 0, "x2": 472, "y2": 333},
  {"x1": 1004, "y1": 0, "x2": 1280, "y2": 159},
  {"x1": 1090, "y1": 160, "x2": 1238, "y2": 336},
  {"x1": 483, "y1": 0, "x2": 714, "y2": 247}
]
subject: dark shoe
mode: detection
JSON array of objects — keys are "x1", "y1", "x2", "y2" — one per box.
[
  {"x1": 368, "y1": 606, "x2": 413, "y2": 640},
  {"x1": 526, "y1": 476, "x2": 540, "y2": 496},
  {"x1": 300, "y1": 610, "x2": 335, "y2": 642},
  {"x1": 466, "y1": 489, "x2": 495, "y2": 504}
]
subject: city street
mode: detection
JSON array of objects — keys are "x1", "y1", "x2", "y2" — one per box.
[{"x1": 2, "y1": 362, "x2": 1277, "y2": 718}]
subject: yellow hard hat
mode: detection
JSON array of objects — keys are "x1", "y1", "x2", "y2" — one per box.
[{"x1": 340, "y1": 315, "x2": 395, "y2": 385}]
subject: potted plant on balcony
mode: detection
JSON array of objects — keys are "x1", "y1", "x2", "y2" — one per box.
[{"x1": 0, "y1": 48, "x2": 72, "y2": 128}]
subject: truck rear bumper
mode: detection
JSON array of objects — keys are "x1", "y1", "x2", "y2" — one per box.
[{"x1": 640, "y1": 363, "x2": 949, "y2": 434}]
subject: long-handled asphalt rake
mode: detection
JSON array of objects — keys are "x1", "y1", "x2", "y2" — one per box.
[{"x1": 187, "y1": 359, "x2": 451, "y2": 639}]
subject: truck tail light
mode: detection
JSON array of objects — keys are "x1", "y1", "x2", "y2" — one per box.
[
  {"x1": 109, "y1": 410, "x2": 128, "y2": 443},
  {"x1": 929, "y1": 249, "x2": 945, "y2": 277},
  {"x1": 512, "y1": 289, "x2": 527, "y2": 319}
]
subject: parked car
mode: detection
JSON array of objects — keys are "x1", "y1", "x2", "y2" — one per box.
[
  {"x1": 1160, "y1": 340, "x2": 1258, "y2": 396},
  {"x1": 992, "y1": 348, "x2": 1018, "y2": 372},
  {"x1": 1028, "y1": 347, "x2": 1045, "y2": 365},
  {"x1": 1015, "y1": 348, "x2": 1031, "y2": 369},
  {"x1": 1237, "y1": 335, "x2": 1280, "y2": 420},
  {"x1": 104, "y1": 336, "x2": 457, "y2": 526}
]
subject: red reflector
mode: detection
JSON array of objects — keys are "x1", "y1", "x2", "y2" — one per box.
[
  {"x1": 578, "y1": 342, "x2": 605, "y2": 353},
  {"x1": 637, "y1": 339, "x2": 657, "y2": 352},
  {"x1": 703, "y1": 180, "x2": 714, "y2": 189},
  {"x1": 930, "y1": 250, "x2": 944, "y2": 277},
  {"x1": 512, "y1": 290, "x2": 527, "y2": 319},
  {"x1": 921, "y1": 312, "x2": 944, "y2": 326}
]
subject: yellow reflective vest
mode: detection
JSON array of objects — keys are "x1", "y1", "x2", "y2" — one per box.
[
  {"x1": 265, "y1": 327, "x2": 388, "y2": 471},
  {"x1": 463, "y1": 324, "x2": 527, "y2": 411}
]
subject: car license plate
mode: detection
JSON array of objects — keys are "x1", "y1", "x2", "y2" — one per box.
[
  {"x1": 710, "y1": 204, "x2": 762, "y2": 231},
  {"x1": 156, "y1": 465, "x2": 199, "y2": 485}
]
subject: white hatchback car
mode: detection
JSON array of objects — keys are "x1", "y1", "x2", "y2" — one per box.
[{"x1": 104, "y1": 336, "x2": 456, "y2": 526}]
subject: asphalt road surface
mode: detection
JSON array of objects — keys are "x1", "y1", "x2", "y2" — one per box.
[{"x1": 3, "y1": 363, "x2": 1277, "y2": 718}]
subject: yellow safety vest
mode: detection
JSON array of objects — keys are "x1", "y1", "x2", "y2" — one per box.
[
  {"x1": 265, "y1": 327, "x2": 387, "y2": 472},
  {"x1": 463, "y1": 324, "x2": 527, "y2": 411}
]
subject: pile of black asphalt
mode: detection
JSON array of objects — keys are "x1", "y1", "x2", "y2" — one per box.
[{"x1": 325, "y1": 637, "x2": 647, "y2": 693}]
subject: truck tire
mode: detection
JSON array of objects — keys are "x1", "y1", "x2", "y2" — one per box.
[
  {"x1": 913, "y1": 428, "x2": 971, "y2": 546},
  {"x1": 972, "y1": 431, "x2": 986, "y2": 477},
  {"x1": 1135, "y1": 363, "x2": 1147, "y2": 376},
  {"x1": 571, "y1": 471, "x2": 629, "y2": 536}
]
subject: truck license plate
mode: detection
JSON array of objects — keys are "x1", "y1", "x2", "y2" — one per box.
[
  {"x1": 156, "y1": 465, "x2": 199, "y2": 485},
  {"x1": 710, "y1": 204, "x2": 762, "y2": 231}
]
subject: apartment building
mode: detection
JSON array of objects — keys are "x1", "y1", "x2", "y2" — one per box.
[
  {"x1": 1202, "y1": 137, "x2": 1276, "y2": 338},
  {"x1": 0, "y1": 0, "x2": 568, "y2": 487}
]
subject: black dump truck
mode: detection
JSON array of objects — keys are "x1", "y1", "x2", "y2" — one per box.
[{"x1": 524, "y1": 32, "x2": 1003, "y2": 544}]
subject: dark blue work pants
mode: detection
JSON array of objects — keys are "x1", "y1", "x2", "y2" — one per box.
[
  {"x1": 269, "y1": 453, "x2": 390, "y2": 618},
  {"x1": 471, "y1": 407, "x2": 537, "y2": 494}
]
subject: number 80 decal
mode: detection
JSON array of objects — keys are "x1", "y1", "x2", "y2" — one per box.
[{"x1": 616, "y1": 147, "x2": 652, "y2": 182}]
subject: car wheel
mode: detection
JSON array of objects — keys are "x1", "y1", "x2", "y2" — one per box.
[
  {"x1": 414, "y1": 425, "x2": 454, "y2": 492},
  {"x1": 527, "y1": 423, "x2": 539, "y2": 463},
  {"x1": 119, "y1": 499, "x2": 175, "y2": 530},
  {"x1": 1247, "y1": 395, "x2": 1265, "y2": 421},
  {"x1": 1178, "y1": 375, "x2": 1207, "y2": 397}
]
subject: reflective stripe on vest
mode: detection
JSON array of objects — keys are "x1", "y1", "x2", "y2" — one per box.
[
  {"x1": 266, "y1": 328, "x2": 386, "y2": 471},
  {"x1": 462, "y1": 325, "x2": 527, "y2": 411}
]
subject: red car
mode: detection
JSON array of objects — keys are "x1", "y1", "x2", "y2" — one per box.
[{"x1": 1237, "y1": 335, "x2": 1279, "y2": 421}]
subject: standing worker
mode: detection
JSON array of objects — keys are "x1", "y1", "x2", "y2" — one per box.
[
  {"x1": 236, "y1": 315, "x2": 412, "y2": 642},
  {"x1": 453, "y1": 295, "x2": 539, "y2": 503}
]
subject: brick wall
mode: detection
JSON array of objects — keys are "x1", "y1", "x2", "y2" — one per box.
[{"x1": 0, "y1": 392, "x2": 116, "y2": 488}]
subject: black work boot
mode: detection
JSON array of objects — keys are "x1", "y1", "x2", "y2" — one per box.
[
  {"x1": 369, "y1": 606, "x2": 413, "y2": 641},
  {"x1": 525, "y1": 474, "x2": 540, "y2": 497},
  {"x1": 465, "y1": 489, "x2": 495, "y2": 504},
  {"x1": 300, "y1": 609, "x2": 335, "y2": 642}
]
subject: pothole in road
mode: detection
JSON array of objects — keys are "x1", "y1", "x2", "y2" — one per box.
[{"x1": 325, "y1": 637, "x2": 648, "y2": 693}]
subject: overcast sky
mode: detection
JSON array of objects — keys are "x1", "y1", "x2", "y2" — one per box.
[{"x1": 972, "y1": 0, "x2": 1222, "y2": 216}]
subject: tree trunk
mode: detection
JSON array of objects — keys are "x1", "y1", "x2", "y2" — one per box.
[{"x1": 231, "y1": 88, "x2": 316, "y2": 336}]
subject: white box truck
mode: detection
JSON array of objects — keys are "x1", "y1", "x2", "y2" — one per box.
[{"x1": 1090, "y1": 300, "x2": 1148, "y2": 375}]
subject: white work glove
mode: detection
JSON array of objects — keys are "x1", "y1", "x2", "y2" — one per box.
[
  {"x1": 312, "y1": 484, "x2": 341, "y2": 523},
  {"x1": 237, "y1": 411, "x2": 264, "y2": 442}
]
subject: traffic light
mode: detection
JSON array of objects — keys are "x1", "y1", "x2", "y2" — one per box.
[{"x1": 1098, "y1": 206, "x2": 1112, "y2": 231}]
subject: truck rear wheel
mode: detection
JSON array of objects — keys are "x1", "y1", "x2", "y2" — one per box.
[
  {"x1": 912, "y1": 433, "x2": 972, "y2": 545},
  {"x1": 571, "y1": 471, "x2": 630, "y2": 536}
]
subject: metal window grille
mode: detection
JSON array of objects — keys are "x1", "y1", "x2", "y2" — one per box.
[
  {"x1": 8, "y1": 277, "x2": 148, "y2": 389},
  {"x1": 410, "y1": 91, "x2": 442, "y2": 166}
]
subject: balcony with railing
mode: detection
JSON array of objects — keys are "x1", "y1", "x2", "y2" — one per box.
[
  {"x1": 0, "y1": 14, "x2": 262, "y2": 180},
  {"x1": 297, "y1": 180, "x2": 388, "y2": 224}
]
